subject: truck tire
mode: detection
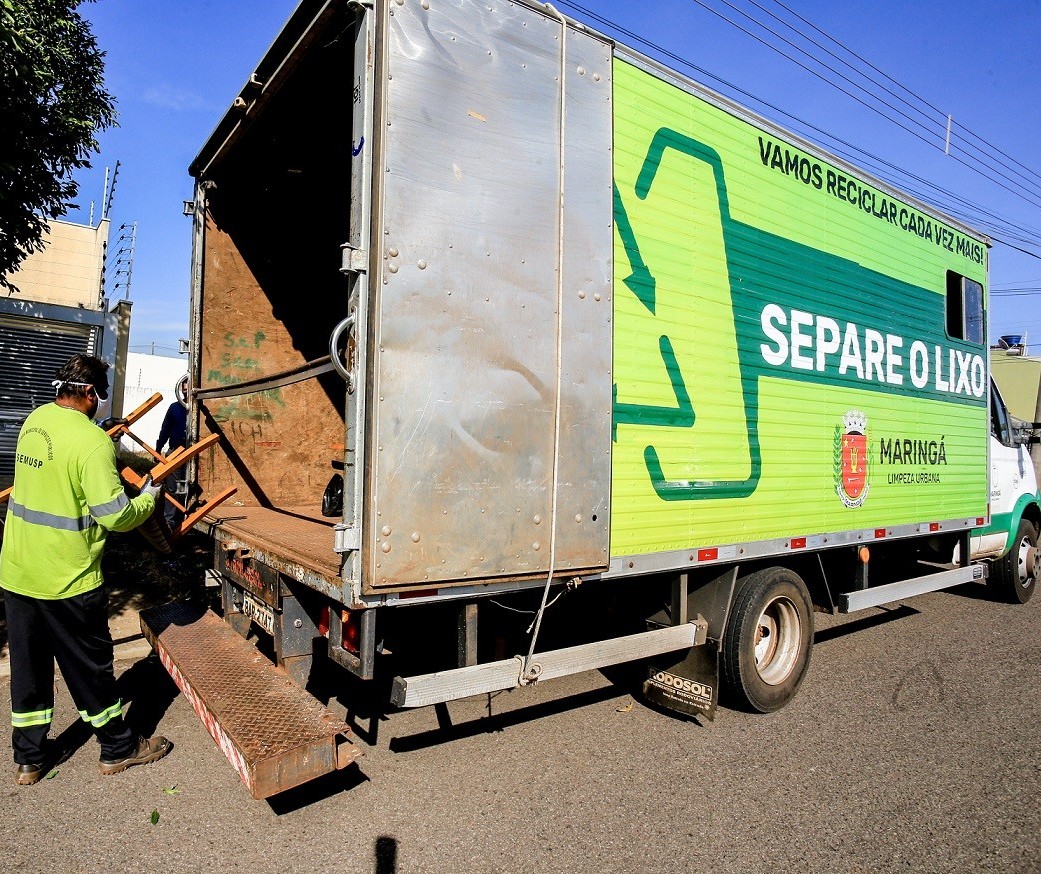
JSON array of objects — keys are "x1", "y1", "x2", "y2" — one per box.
[
  {"x1": 721, "y1": 566, "x2": 814, "y2": 713},
  {"x1": 988, "y1": 518, "x2": 1038, "y2": 604}
]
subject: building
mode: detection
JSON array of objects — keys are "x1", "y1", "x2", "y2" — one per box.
[
  {"x1": 0, "y1": 218, "x2": 132, "y2": 488},
  {"x1": 121, "y1": 351, "x2": 188, "y2": 449},
  {"x1": 991, "y1": 348, "x2": 1041, "y2": 422}
]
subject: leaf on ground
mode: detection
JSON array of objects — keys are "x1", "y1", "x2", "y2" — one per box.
[
  {"x1": 616, "y1": 701, "x2": 634, "y2": 713},
  {"x1": 162, "y1": 785, "x2": 180, "y2": 795},
  {"x1": 45, "y1": 769, "x2": 59, "y2": 780},
  {"x1": 149, "y1": 809, "x2": 160, "y2": 825}
]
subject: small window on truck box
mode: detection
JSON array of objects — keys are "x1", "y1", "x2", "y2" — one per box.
[{"x1": 946, "y1": 272, "x2": 985, "y2": 344}]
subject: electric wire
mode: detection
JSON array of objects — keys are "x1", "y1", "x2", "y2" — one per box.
[
  {"x1": 773, "y1": 111, "x2": 1041, "y2": 254},
  {"x1": 707, "y1": 0, "x2": 1041, "y2": 199},
  {"x1": 762, "y1": 0, "x2": 1041, "y2": 194},
  {"x1": 696, "y1": 0, "x2": 949, "y2": 157},
  {"x1": 554, "y1": 0, "x2": 1041, "y2": 261},
  {"x1": 821, "y1": 139, "x2": 1041, "y2": 241},
  {"x1": 687, "y1": 0, "x2": 1041, "y2": 210}
]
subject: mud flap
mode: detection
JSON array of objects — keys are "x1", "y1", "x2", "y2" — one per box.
[
  {"x1": 641, "y1": 567, "x2": 735, "y2": 721},
  {"x1": 643, "y1": 643, "x2": 719, "y2": 721}
]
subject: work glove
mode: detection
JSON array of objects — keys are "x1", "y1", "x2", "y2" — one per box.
[
  {"x1": 139, "y1": 476, "x2": 162, "y2": 500},
  {"x1": 99, "y1": 417, "x2": 129, "y2": 432},
  {"x1": 99, "y1": 417, "x2": 129, "y2": 443}
]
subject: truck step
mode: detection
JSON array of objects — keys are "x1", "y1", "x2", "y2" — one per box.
[
  {"x1": 838, "y1": 564, "x2": 985, "y2": 613},
  {"x1": 140, "y1": 601, "x2": 360, "y2": 799}
]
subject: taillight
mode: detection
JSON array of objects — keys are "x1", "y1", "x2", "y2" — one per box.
[
  {"x1": 318, "y1": 605, "x2": 360, "y2": 653},
  {"x1": 341, "y1": 610, "x2": 360, "y2": 654}
]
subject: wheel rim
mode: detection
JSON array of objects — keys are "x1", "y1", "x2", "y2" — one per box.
[
  {"x1": 1015, "y1": 535, "x2": 1036, "y2": 589},
  {"x1": 753, "y1": 596, "x2": 802, "y2": 685}
]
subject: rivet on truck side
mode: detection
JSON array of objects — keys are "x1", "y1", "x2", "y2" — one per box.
[{"x1": 138, "y1": 0, "x2": 1038, "y2": 798}]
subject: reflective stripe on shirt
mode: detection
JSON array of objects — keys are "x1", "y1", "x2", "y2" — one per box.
[
  {"x1": 7, "y1": 499, "x2": 96, "y2": 532},
  {"x1": 89, "y1": 492, "x2": 130, "y2": 518}
]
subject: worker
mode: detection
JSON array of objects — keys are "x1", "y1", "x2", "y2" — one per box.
[
  {"x1": 0, "y1": 354, "x2": 172, "y2": 785},
  {"x1": 155, "y1": 385, "x2": 188, "y2": 528}
]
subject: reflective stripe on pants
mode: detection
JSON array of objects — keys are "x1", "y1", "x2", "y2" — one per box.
[{"x1": 4, "y1": 588, "x2": 136, "y2": 764}]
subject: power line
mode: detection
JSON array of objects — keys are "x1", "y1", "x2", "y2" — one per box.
[
  {"x1": 703, "y1": 0, "x2": 947, "y2": 143},
  {"x1": 820, "y1": 142, "x2": 1041, "y2": 249},
  {"x1": 761, "y1": 0, "x2": 1041, "y2": 196},
  {"x1": 718, "y1": 0, "x2": 1041, "y2": 200},
  {"x1": 130, "y1": 343, "x2": 183, "y2": 354},
  {"x1": 687, "y1": 0, "x2": 949, "y2": 150},
  {"x1": 686, "y1": 0, "x2": 1041, "y2": 210},
  {"x1": 555, "y1": 0, "x2": 1041, "y2": 262}
]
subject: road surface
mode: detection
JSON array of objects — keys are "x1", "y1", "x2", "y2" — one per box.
[{"x1": 1, "y1": 579, "x2": 1038, "y2": 873}]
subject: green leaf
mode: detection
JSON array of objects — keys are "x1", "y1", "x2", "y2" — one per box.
[
  {"x1": 0, "y1": 0, "x2": 117, "y2": 288},
  {"x1": 149, "y1": 809, "x2": 160, "y2": 826},
  {"x1": 45, "y1": 768, "x2": 59, "y2": 780},
  {"x1": 162, "y1": 786, "x2": 180, "y2": 795}
]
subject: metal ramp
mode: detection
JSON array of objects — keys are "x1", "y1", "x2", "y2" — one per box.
[{"x1": 141, "y1": 601, "x2": 360, "y2": 799}]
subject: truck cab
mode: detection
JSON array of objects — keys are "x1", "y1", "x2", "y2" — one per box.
[{"x1": 970, "y1": 378, "x2": 1041, "y2": 602}]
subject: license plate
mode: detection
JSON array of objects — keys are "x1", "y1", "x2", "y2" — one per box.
[{"x1": 241, "y1": 591, "x2": 275, "y2": 635}]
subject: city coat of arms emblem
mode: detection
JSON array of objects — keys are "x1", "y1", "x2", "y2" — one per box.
[{"x1": 837, "y1": 410, "x2": 869, "y2": 509}]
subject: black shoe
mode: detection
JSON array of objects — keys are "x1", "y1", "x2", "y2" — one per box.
[
  {"x1": 99, "y1": 735, "x2": 172, "y2": 776},
  {"x1": 15, "y1": 762, "x2": 47, "y2": 786}
]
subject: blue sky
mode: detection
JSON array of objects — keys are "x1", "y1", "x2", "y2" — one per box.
[{"x1": 67, "y1": 0, "x2": 1041, "y2": 355}]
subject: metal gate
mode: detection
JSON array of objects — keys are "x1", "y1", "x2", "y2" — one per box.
[{"x1": 0, "y1": 314, "x2": 97, "y2": 477}]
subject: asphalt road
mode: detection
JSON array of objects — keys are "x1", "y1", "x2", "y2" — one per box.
[{"x1": 1, "y1": 579, "x2": 1039, "y2": 874}]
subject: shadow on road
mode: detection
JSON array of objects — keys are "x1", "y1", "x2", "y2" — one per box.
[
  {"x1": 942, "y1": 580, "x2": 997, "y2": 602},
  {"x1": 374, "y1": 836, "x2": 398, "y2": 874},
  {"x1": 814, "y1": 603, "x2": 919, "y2": 644},
  {"x1": 44, "y1": 654, "x2": 180, "y2": 765},
  {"x1": 267, "y1": 764, "x2": 370, "y2": 815},
  {"x1": 118, "y1": 654, "x2": 180, "y2": 737},
  {"x1": 386, "y1": 682, "x2": 629, "y2": 754}
]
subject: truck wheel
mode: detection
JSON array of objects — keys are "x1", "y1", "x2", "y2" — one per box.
[
  {"x1": 721, "y1": 567, "x2": 814, "y2": 713},
  {"x1": 988, "y1": 518, "x2": 1038, "y2": 604}
]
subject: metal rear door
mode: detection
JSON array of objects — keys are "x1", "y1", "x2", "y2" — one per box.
[{"x1": 364, "y1": 0, "x2": 614, "y2": 590}]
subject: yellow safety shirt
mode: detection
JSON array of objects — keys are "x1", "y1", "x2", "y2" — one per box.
[{"x1": 0, "y1": 403, "x2": 155, "y2": 599}]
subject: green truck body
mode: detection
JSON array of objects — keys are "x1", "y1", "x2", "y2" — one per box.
[{"x1": 611, "y1": 57, "x2": 989, "y2": 562}]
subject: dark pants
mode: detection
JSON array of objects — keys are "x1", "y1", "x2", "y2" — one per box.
[
  {"x1": 163, "y1": 465, "x2": 187, "y2": 529},
  {"x1": 5, "y1": 587, "x2": 136, "y2": 764}
]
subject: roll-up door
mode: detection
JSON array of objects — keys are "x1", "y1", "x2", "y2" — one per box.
[{"x1": 0, "y1": 315, "x2": 97, "y2": 476}]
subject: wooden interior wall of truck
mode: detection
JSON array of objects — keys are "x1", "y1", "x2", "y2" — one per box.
[{"x1": 195, "y1": 25, "x2": 352, "y2": 516}]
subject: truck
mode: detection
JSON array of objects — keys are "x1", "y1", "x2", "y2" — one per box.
[{"x1": 140, "y1": 0, "x2": 1041, "y2": 798}]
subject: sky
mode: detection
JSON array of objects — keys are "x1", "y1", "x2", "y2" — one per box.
[{"x1": 65, "y1": 0, "x2": 1041, "y2": 356}]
